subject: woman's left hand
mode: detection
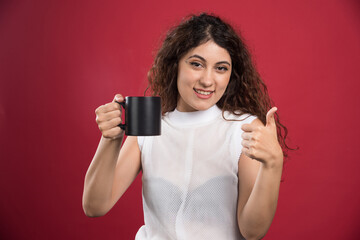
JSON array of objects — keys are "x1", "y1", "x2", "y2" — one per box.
[{"x1": 241, "y1": 107, "x2": 284, "y2": 168}]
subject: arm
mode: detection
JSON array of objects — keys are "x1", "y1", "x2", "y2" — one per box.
[
  {"x1": 237, "y1": 107, "x2": 284, "y2": 239},
  {"x1": 82, "y1": 95, "x2": 141, "y2": 217}
]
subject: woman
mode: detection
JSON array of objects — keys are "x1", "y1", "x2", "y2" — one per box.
[{"x1": 83, "y1": 13, "x2": 290, "y2": 240}]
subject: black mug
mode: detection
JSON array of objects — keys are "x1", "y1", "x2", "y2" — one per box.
[{"x1": 116, "y1": 96, "x2": 161, "y2": 136}]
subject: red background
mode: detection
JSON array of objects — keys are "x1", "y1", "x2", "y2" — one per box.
[{"x1": 1, "y1": 0, "x2": 359, "y2": 239}]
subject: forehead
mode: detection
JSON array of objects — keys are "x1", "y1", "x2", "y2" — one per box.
[{"x1": 183, "y1": 41, "x2": 231, "y2": 62}]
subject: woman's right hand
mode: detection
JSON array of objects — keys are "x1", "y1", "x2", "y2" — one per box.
[{"x1": 95, "y1": 94, "x2": 124, "y2": 139}]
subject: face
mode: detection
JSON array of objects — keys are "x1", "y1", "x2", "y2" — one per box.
[{"x1": 176, "y1": 40, "x2": 232, "y2": 112}]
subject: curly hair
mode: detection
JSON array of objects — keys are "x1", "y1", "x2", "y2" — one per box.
[{"x1": 147, "y1": 13, "x2": 293, "y2": 158}]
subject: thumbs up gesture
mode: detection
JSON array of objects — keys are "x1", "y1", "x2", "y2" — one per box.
[{"x1": 241, "y1": 107, "x2": 284, "y2": 168}]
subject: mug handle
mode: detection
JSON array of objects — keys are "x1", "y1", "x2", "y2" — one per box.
[{"x1": 115, "y1": 100, "x2": 126, "y2": 130}]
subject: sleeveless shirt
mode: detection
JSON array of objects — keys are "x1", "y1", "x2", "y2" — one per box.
[{"x1": 135, "y1": 105, "x2": 257, "y2": 240}]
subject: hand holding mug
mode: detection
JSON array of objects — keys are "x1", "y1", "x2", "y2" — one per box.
[{"x1": 95, "y1": 94, "x2": 124, "y2": 139}]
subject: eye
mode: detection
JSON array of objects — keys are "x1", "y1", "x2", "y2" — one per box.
[
  {"x1": 190, "y1": 61, "x2": 203, "y2": 68},
  {"x1": 216, "y1": 66, "x2": 228, "y2": 72}
]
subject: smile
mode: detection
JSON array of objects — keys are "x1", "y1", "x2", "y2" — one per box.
[
  {"x1": 193, "y1": 88, "x2": 214, "y2": 99},
  {"x1": 194, "y1": 88, "x2": 214, "y2": 95}
]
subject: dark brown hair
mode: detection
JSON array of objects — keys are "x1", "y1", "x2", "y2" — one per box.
[{"x1": 147, "y1": 13, "x2": 293, "y2": 158}]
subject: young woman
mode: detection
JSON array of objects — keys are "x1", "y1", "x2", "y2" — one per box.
[{"x1": 83, "y1": 13, "x2": 290, "y2": 240}]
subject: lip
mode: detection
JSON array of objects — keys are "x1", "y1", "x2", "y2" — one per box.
[{"x1": 193, "y1": 88, "x2": 214, "y2": 99}]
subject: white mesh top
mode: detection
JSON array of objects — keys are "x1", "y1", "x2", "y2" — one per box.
[{"x1": 135, "y1": 105, "x2": 257, "y2": 240}]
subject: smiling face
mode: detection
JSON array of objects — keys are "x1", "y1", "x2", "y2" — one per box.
[{"x1": 176, "y1": 40, "x2": 232, "y2": 112}]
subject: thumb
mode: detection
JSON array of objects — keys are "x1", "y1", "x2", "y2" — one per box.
[
  {"x1": 113, "y1": 94, "x2": 124, "y2": 103},
  {"x1": 266, "y1": 107, "x2": 277, "y2": 127}
]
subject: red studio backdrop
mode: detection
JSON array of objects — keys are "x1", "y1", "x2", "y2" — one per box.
[{"x1": 1, "y1": 0, "x2": 359, "y2": 239}]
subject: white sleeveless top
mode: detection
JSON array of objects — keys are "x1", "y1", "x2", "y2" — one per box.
[{"x1": 135, "y1": 105, "x2": 257, "y2": 240}]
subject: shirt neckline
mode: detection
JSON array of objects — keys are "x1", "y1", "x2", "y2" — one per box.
[{"x1": 166, "y1": 105, "x2": 222, "y2": 126}]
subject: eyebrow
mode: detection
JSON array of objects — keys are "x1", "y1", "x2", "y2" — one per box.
[{"x1": 187, "y1": 54, "x2": 231, "y2": 66}]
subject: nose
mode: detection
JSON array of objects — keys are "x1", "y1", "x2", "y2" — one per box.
[{"x1": 199, "y1": 69, "x2": 214, "y2": 88}]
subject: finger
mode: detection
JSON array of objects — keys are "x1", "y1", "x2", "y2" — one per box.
[
  {"x1": 241, "y1": 132, "x2": 252, "y2": 140},
  {"x1": 98, "y1": 117, "x2": 122, "y2": 132},
  {"x1": 102, "y1": 126, "x2": 123, "y2": 139},
  {"x1": 266, "y1": 107, "x2": 277, "y2": 127},
  {"x1": 241, "y1": 147, "x2": 252, "y2": 159},
  {"x1": 104, "y1": 102, "x2": 121, "y2": 112},
  {"x1": 95, "y1": 102, "x2": 120, "y2": 115},
  {"x1": 241, "y1": 139, "x2": 253, "y2": 149},
  {"x1": 241, "y1": 123, "x2": 256, "y2": 132},
  {"x1": 113, "y1": 94, "x2": 124, "y2": 103},
  {"x1": 96, "y1": 109, "x2": 121, "y2": 122}
]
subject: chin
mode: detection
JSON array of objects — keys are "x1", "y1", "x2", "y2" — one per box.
[{"x1": 193, "y1": 103, "x2": 215, "y2": 111}]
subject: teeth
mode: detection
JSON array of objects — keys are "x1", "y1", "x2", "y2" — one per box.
[{"x1": 195, "y1": 89, "x2": 213, "y2": 95}]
